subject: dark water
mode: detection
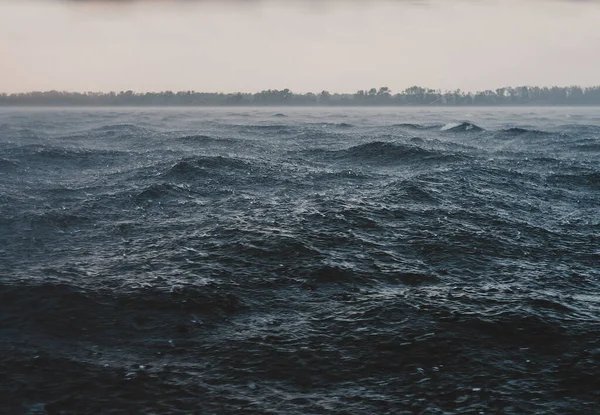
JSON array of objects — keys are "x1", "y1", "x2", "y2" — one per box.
[{"x1": 1, "y1": 107, "x2": 599, "y2": 414}]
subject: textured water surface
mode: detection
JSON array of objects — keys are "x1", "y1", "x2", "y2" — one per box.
[{"x1": 1, "y1": 107, "x2": 599, "y2": 414}]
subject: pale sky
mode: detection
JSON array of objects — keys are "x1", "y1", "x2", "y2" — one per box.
[{"x1": 1, "y1": 0, "x2": 599, "y2": 94}]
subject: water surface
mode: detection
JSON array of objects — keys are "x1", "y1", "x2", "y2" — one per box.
[{"x1": 1, "y1": 107, "x2": 599, "y2": 414}]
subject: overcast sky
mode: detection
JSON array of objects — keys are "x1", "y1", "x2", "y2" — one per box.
[{"x1": 1, "y1": 0, "x2": 599, "y2": 93}]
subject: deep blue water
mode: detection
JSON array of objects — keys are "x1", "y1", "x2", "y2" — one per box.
[{"x1": 1, "y1": 107, "x2": 599, "y2": 414}]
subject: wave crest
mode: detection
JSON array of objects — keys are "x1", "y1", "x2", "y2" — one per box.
[{"x1": 441, "y1": 122, "x2": 484, "y2": 132}]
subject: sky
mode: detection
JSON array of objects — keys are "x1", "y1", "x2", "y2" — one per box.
[{"x1": 1, "y1": 0, "x2": 599, "y2": 94}]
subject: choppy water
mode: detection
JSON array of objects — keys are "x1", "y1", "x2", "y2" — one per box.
[{"x1": 1, "y1": 107, "x2": 599, "y2": 414}]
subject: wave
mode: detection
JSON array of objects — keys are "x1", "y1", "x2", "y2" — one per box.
[
  {"x1": 572, "y1": 143, "x2": 600, "y2": 152},
  {"x1": 25, "y1": 209, "x2": 90, "y2": 229},
  {"x1": 310, "y1": 122, "x2": 355, "y2": 129},
  {"x1": 227, "y1": 112, "x2": 252, "y2": 117},
  {"x1": 162, "y1": 155, "x2": 287, "y2": 189},
  {"x1": 176, "y1": 134, "x2": 214, "y2": 141},
  {"x1": 0, "y1": 124, "x2": 40, "y2": 139},
  {"x1": 93, "y1": 123, "x2": 153, "y2": 133},
  {"x1": 383, "y1": 180, "x2": 440, "y2": 203},
  {"x1": 558, "y1": 124, "x2": 600, "y2": 134},
  {"x1": 220, "y1": 238, "x2": 323, "y2": 266},
  {"x1": 0, "y1": 281, "x2": 246, "y2": 338},
  {"x1": 135, "y1": 183, "x2": 192, "y2": 203},
  {"x1": 498, "y1": 127, "x2": 551, "y2": 136},
  {"x1": 117, "y1": 284, "x2": 246, "y2": 317},
  {"x1": 292, "y1": 130, "x2": 347, "y2": 141},
  {"x1": 332, "y1": 141, "x2": 465, "y2": 164},
  {"x1": 6, "y1": 144, "x2": 128, "y2": 166},
  {"x1": 392, "y1": 123, "x2": 423, "y2": 129},
  {"x1": 307, "y1": 169, "x2": 372, "y2": 182},
  {"x1": 175, "y1": 134, "x2": 240, "y2": 147},
  {"x1": 0, "y1": 158, "x2": 18, "y2": 171},
  {"x1": 96, "y1": 123, "x2": 139, "y2": 131},
  {"x1": 165, "y1": 156, "x2": 254, "y2": 179},
  {"x1": 303, "y1": 265, "x2": 441, "y2": 287},
  {"x1": 493, "y1": 127, "x2": 571, "y2": 143},
  {"x1": 446, "y1": 310, "x2": 569, "y2": 349},
  {"x1": 441, "y1": 122, "x2": 484, "y2": 132},
  {"x1": 386, "y1": 271, "x2": 441, "y2": 285},
  {"x1": 71, "y1": 124, "x2": 157, "y2": 141},
  {"x1": 567, "y1": 137, "x2": 600, "y2": 152},
  {"x1": 530, "y1": 156, "x2": 563, "y2": 164},
  {"x1": 547, "y1": 171, "x2": 600, "y2": 189},
  {"x1": 392, "y1": 123, "x2": 440, "y2": 130},
  {"x1": 239, "y1": 124, "x2": 298, "y2": 135},
  {"x1": 304, "y1": 265, "x2": 366, "y2": 284}
]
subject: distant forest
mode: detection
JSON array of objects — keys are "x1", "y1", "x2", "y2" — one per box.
[{"x1": 3, "y1": 86, "x2": 600, "y2": 106}]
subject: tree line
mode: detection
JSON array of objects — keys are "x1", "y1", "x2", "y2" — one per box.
[{"x1": 2, "y1": 86, "x2": 600, "y2": 106}]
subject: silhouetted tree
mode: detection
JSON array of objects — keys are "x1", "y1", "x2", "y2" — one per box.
[
  {"x1": 319, "y1": 90, "x2": 331, "y2": 105},
  {"x1": 2, "y1": 85, "x2": 600, "y2": 106}
]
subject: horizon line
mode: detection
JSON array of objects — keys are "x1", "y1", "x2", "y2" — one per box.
[{"x1": 3, "y1": 85, "x2": 600, "y2": 95}]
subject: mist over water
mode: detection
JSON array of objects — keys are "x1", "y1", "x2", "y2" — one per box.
[{"x1": 1, "y1": 107, "x2": 599, "y2": 414}]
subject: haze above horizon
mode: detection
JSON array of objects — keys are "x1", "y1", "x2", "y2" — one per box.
[{"x1": 1, "y1": 0, "x2": 599, "y2": 94}]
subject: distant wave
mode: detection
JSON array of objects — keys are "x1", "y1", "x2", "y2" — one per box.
[
  {"x1": 85, "y1": 123, "x2": 155, "y2": 139},
  {"x1": 332, "y1": 141, "x2": 465, "y2": 164},
  {"x1": 495, "y1": 127, "x2": 556, "y2": 138},
  {"x1": 292, "y1": 130, "x2": 347, "y2": 141},
  {"x1": 441, "y1": 122, "x2": 484, "y2": 132},
  {"x1": 501, "y1": 127, "x2": 549, "y2": 135},
  {"x1": 6, "y1": 145, "x2": 127, "y2": 166},
  {"x1": 0, "y1": 123, "x2": 38, "y2": 136},
  {"x1": 95, "y1": 123, "x2": 144, "y2": 132},
  {"x1": 239, "y1": 124, "x2": 298, "y2": 135},
  {"x1": 559, "y1": 124, "x2": 600, "y2": 134},
  {"x1": 176, "y1": 134, "x2": 214, "y2": 141},
  {"x1": 309, "y1": 122, "x2": 355, "y2": 129},
  {"x1": 175, "y1": 134, "x2": 240, "y2": 147},
  {"x1": 392, "y1": 123, "x2": 440, "y2": 130}
]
